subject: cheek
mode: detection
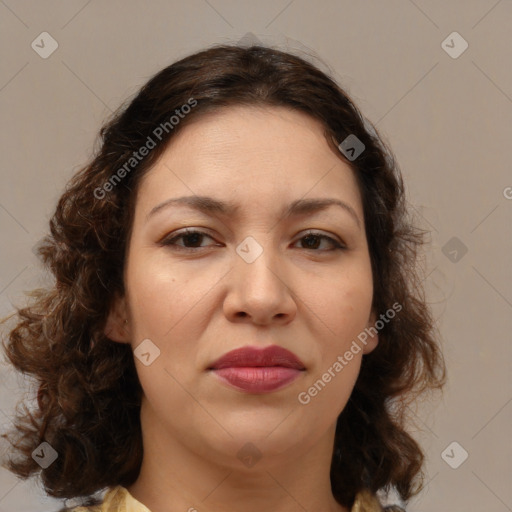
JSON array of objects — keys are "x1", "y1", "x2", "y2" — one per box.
[
  {"x1": 305, "y1": 266, "x2": 372, "y2": 403},
  {"x1": 312, "y1": 267, "x2": 373, "y2": 340},
  {"x1": 296, "y1": 279, "x2": 371, "y2": 428},
  {"x1": 126, "y1": 255, "x2": 209, "y2": 339},
  {"x1": 124, "y1": 260, "x2": 204, "y2": 413},
  {"x1": 124, "y1": 252, "x2": 225, "y2": 383}
]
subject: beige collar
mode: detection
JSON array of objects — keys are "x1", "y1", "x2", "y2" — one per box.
[{"x1": 71, "y1": 485, "x2": 386, "y2": 512}]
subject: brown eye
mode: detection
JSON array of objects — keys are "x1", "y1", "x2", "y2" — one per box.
[
  {"x1": 160, "y1": 229, "x2": 217, "y2": 251},
  {"x1": 294, "y1": 231, "x2": 345, "y2": 251}
]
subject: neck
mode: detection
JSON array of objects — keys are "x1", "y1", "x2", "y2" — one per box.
[{"x1": 126, "y1": 398, "x2": 349, "y2": 512}]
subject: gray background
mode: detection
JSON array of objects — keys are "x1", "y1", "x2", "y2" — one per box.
[{"x1": 0, "y1": 1, "x2": 511, "y2": 511}]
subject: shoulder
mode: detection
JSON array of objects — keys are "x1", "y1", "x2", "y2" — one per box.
[
  {"x1": 352, "y1": 489, "x2": 407, "y2": 512},
  {"x1": 54, "y1": 506, "x2": 100, "y2": 512},
  {"x1": 67, "y1": 508, "x2": 101, "y2": 512},
  {"x1": 55, "y1": 486, "x2": 123, "y2": 512},
  {"x1": 60, "y1": 503, "x2": 103, "y2": 512},
  {"x1": 64, "y1": 485, "x2": 150, "y2": 512}
]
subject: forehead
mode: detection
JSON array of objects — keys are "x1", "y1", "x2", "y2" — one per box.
[
  {"x1": 164, "y1": 105, "x2": 333, "y2": 160},
  {"x1": 135, "y1": 105, "x2": 364, "y2": 220}
]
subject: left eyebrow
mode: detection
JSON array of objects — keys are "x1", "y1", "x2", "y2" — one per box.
[{"x1": 146, "y1": 195, "x2": 361, "y2": 229}]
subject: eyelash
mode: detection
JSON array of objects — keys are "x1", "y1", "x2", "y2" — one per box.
[{"x1": 159, "y1": 228, "x2": 346, "y2": 253}]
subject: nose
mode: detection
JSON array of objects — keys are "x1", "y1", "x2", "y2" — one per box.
[{"x1": 223, "y1": 242, "x2": 297, "y2": 326}]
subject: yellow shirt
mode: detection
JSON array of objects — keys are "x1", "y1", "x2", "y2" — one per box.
[{"x1": 70, "y1": 485, "x2": 391, "y2": 512}]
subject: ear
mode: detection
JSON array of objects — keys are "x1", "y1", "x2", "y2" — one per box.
[
  {"x1": 362, "y1": 310, "x2": 379, "y2": 355},
  {"x1": 104, "y1": 293, "x2": 131, "y2": 344}
]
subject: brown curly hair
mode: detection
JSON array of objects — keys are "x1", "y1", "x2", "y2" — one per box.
[{"x1": 0, "y1": 43, "x2": 445, "y2": 510}]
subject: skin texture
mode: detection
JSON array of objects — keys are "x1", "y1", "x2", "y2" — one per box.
[{"x1": 105, "y1": 105, "x2": 379, "y2": 512}]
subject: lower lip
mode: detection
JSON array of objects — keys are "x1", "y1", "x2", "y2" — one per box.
[{"x1": 210, "y1": 367, "x2": 303, "y2": 393}]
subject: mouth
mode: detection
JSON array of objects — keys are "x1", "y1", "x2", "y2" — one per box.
[{"x1": 207, "y1": 345, "x2": 306, "y2": 394}]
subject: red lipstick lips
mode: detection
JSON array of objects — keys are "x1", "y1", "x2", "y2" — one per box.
[{"x1": 208, "y1": 345, "x2": 305, "y2": 393}]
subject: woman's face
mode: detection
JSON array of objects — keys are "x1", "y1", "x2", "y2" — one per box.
[{"x1": 106, "y1": 105, "x2": 377, "y2": 468}]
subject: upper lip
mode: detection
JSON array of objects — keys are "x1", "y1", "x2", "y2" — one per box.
[{"x1": 208, "y1": 345, "x2": 306, "y2": 370}]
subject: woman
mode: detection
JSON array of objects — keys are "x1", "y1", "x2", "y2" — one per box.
[{"x1": 1, "y1": 44, "x2": 445, "y2": 512}]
